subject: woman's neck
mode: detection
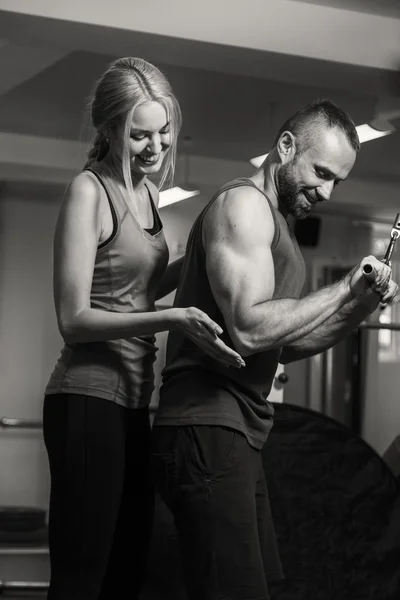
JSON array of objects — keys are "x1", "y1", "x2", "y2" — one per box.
[{"x1": 101, "y1": 154, "x2": 147, "y2": 192}]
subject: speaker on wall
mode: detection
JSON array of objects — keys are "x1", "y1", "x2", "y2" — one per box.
[{"x1": 294, "y1": 216, "x2": 321, "y2": 247}]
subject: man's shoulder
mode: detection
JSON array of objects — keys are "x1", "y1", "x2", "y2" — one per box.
[
  {"x1": 206, "y1": 180, "x2": 274, "y2": 226},
  {"x1": 213, "y1": 177, "x2": 258, "y2": 199}
]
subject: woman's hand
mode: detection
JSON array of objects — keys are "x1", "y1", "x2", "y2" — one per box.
[{"x1": 176, "y1": 307, "x2": 246, "y2": 369}]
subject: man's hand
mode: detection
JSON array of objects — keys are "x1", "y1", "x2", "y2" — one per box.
[
  {"x1": 380, "y1": 278, "x2": 399, "y2": 304},
  {"x1": 345, "y1": 255, "x2": 398, "y2": 305}
]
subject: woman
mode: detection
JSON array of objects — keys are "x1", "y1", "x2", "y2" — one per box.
[{"x1": 43, "y1": 57, "x2": 245, "y2": 600}]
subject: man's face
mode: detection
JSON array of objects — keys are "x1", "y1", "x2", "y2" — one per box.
[{"x1": 277, "y1": 126, "x2": 357, "y2": 219}]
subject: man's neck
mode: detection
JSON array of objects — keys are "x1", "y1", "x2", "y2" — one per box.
[{"x1": 248, "y1": 155, "x2": 289, "y2": 219}]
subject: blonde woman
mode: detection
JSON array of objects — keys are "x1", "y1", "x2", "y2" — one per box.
[{"x1": 43, "y1": 57, "x2": 244, "y2": 600}]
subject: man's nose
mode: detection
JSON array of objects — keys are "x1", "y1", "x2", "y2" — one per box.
[{"x1": 318, "y1": 180, "x2": 335, "y2": 201}]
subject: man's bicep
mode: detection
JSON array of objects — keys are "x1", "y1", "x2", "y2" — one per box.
[
  {"x1": 205, "y1": 226, "x2": 275, "y2": 343},
  {"x1": 203, "y1": 186, "x2": 277, "y2": 349}
]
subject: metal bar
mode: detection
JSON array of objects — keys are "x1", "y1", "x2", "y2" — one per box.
[
  {"x1": 359, "y1": 322, "x2": 400, "y2": 332},
  {"x1": 0, "y1": 546, "x2": 48, "y2": 555},
  {"x1": 363, "y1": 213, "x2": 400, "y2": 276},
  {"x1": 0, "y1": 417, "x2": 42, "y2": 429},
  {"x1": 0, "y1": 579, "x2": 49, "y2": 593},
  {"x1": 383, "y1": 212, "x2": 400, "y2": 264}
]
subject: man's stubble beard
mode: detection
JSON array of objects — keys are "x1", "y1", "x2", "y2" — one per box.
[{"x1": 277, "y1": 161, "x2": 307, "y2": 220}]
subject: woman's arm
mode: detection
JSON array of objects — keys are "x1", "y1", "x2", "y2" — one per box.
[
  {"x1": 52, "y1": 174, "x2": 245, "y2": 368},
  {"x1": 53, "y1": 173, "x2": 182, "y2": 343}
]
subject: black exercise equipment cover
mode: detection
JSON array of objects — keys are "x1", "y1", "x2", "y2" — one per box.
[{"x1": 265, "y1": 403, "x2": 400, "y2": 600}]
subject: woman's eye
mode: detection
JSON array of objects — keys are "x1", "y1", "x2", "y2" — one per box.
[{"x1": 131, "y1": 129, "x2": 169, "y2": 141}]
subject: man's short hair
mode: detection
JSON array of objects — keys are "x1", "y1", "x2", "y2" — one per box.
[{"x1": 273, "y1": 99, "x2": 360, "y2": 154}]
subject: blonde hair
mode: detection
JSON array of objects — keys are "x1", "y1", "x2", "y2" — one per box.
[{"x1": 85, "y1": 57, "x2": 182, "y2": 199}]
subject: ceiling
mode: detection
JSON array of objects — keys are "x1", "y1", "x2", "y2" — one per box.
[
  {"x1": 292, "y1": 0, "x2": 400, "y2": 19},
  {"x1": 0, "y1": 1, "x2": 399, "y2": 222},
  {"x1": 0, "y1": 50, "x2": 384, "y2": 163}
]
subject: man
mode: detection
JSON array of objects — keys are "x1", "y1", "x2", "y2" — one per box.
[{"x1": 151, "y1": 99, "x2": 398, "y2": 600}]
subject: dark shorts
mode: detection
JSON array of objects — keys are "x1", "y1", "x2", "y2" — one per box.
[{"x1": 151, "y1": 425, "x2": 283, "y2": 600}]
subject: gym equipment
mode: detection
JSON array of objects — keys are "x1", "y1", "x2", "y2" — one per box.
[
  {"x1": 0, "y1": 507, "x2": 46, "y2": 535},
  {"x1": 263, "y1": 404, "x2": 400, "y2": 600},
  {"x1": 0, "y1": 579, "x2": 49, "y2": 594},
  {"x1": 363, "y1": 212, "x2": 400, "y2": 279},
  {"x1": 0, "y1": 417, "x2": 42, "y2": 429},
  {"x1": 0, "y1": 417, "x2": 49, "y2": 596}
]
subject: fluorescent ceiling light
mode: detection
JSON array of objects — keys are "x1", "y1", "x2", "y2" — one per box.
[
  {"x1": 159, "y1": 186, "x2": 200, "y2": 208},
  {"x1": 249, "y1": 123, "x2": 394, "y2": 167},
  {"x1": 250, "y1": 154, "x2": 268, "y2": 168},
  {"x1": 355, "y1": 123, "x2": 393, "y2": 143}
]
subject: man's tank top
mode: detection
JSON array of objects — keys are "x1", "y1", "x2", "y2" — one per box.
[
  {"x1": 45, "y1": 162, "x2": 169, "y2": 409},
  {"x1": 153, "y1": 178, "x2": 306, "y2": 448}
]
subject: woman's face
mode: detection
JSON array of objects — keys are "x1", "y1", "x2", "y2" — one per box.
[{"x1": 109, "y1": 101, "x2": 171, "y2": 176}]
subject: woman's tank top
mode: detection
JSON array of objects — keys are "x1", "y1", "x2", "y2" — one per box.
[{"x1": 45, "y1": 162, "x2": 169, "y2": 409}]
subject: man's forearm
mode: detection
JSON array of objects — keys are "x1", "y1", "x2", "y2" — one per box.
[
  {"x1": 234, "y1": 278, "x2": 352, "y2": 356},
  {"x1": 280, "y1": 292, "x2": 378, "y2": 363}
]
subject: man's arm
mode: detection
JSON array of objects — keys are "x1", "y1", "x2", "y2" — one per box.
[
  {"x1": 280, "y1": 276, "x2": 398, "y2": 363},
  {"x1": 203, "y1": 186, "x2": 390, "y2": 357},
  {"x1": 280, "y1": 293, "x2": 375, "y2": 363}
]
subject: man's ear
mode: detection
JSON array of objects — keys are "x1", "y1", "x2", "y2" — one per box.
[{"x1": 277, "y1": 131, "x2": 297, "y2": 163}]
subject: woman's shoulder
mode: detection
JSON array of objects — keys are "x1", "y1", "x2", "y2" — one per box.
[
  {"x1": 64, "y1": 170, "x2": 103, "y2": 201},
  {"x1": 58, "y1": 171, "x2": 105, "y2": 220}
]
